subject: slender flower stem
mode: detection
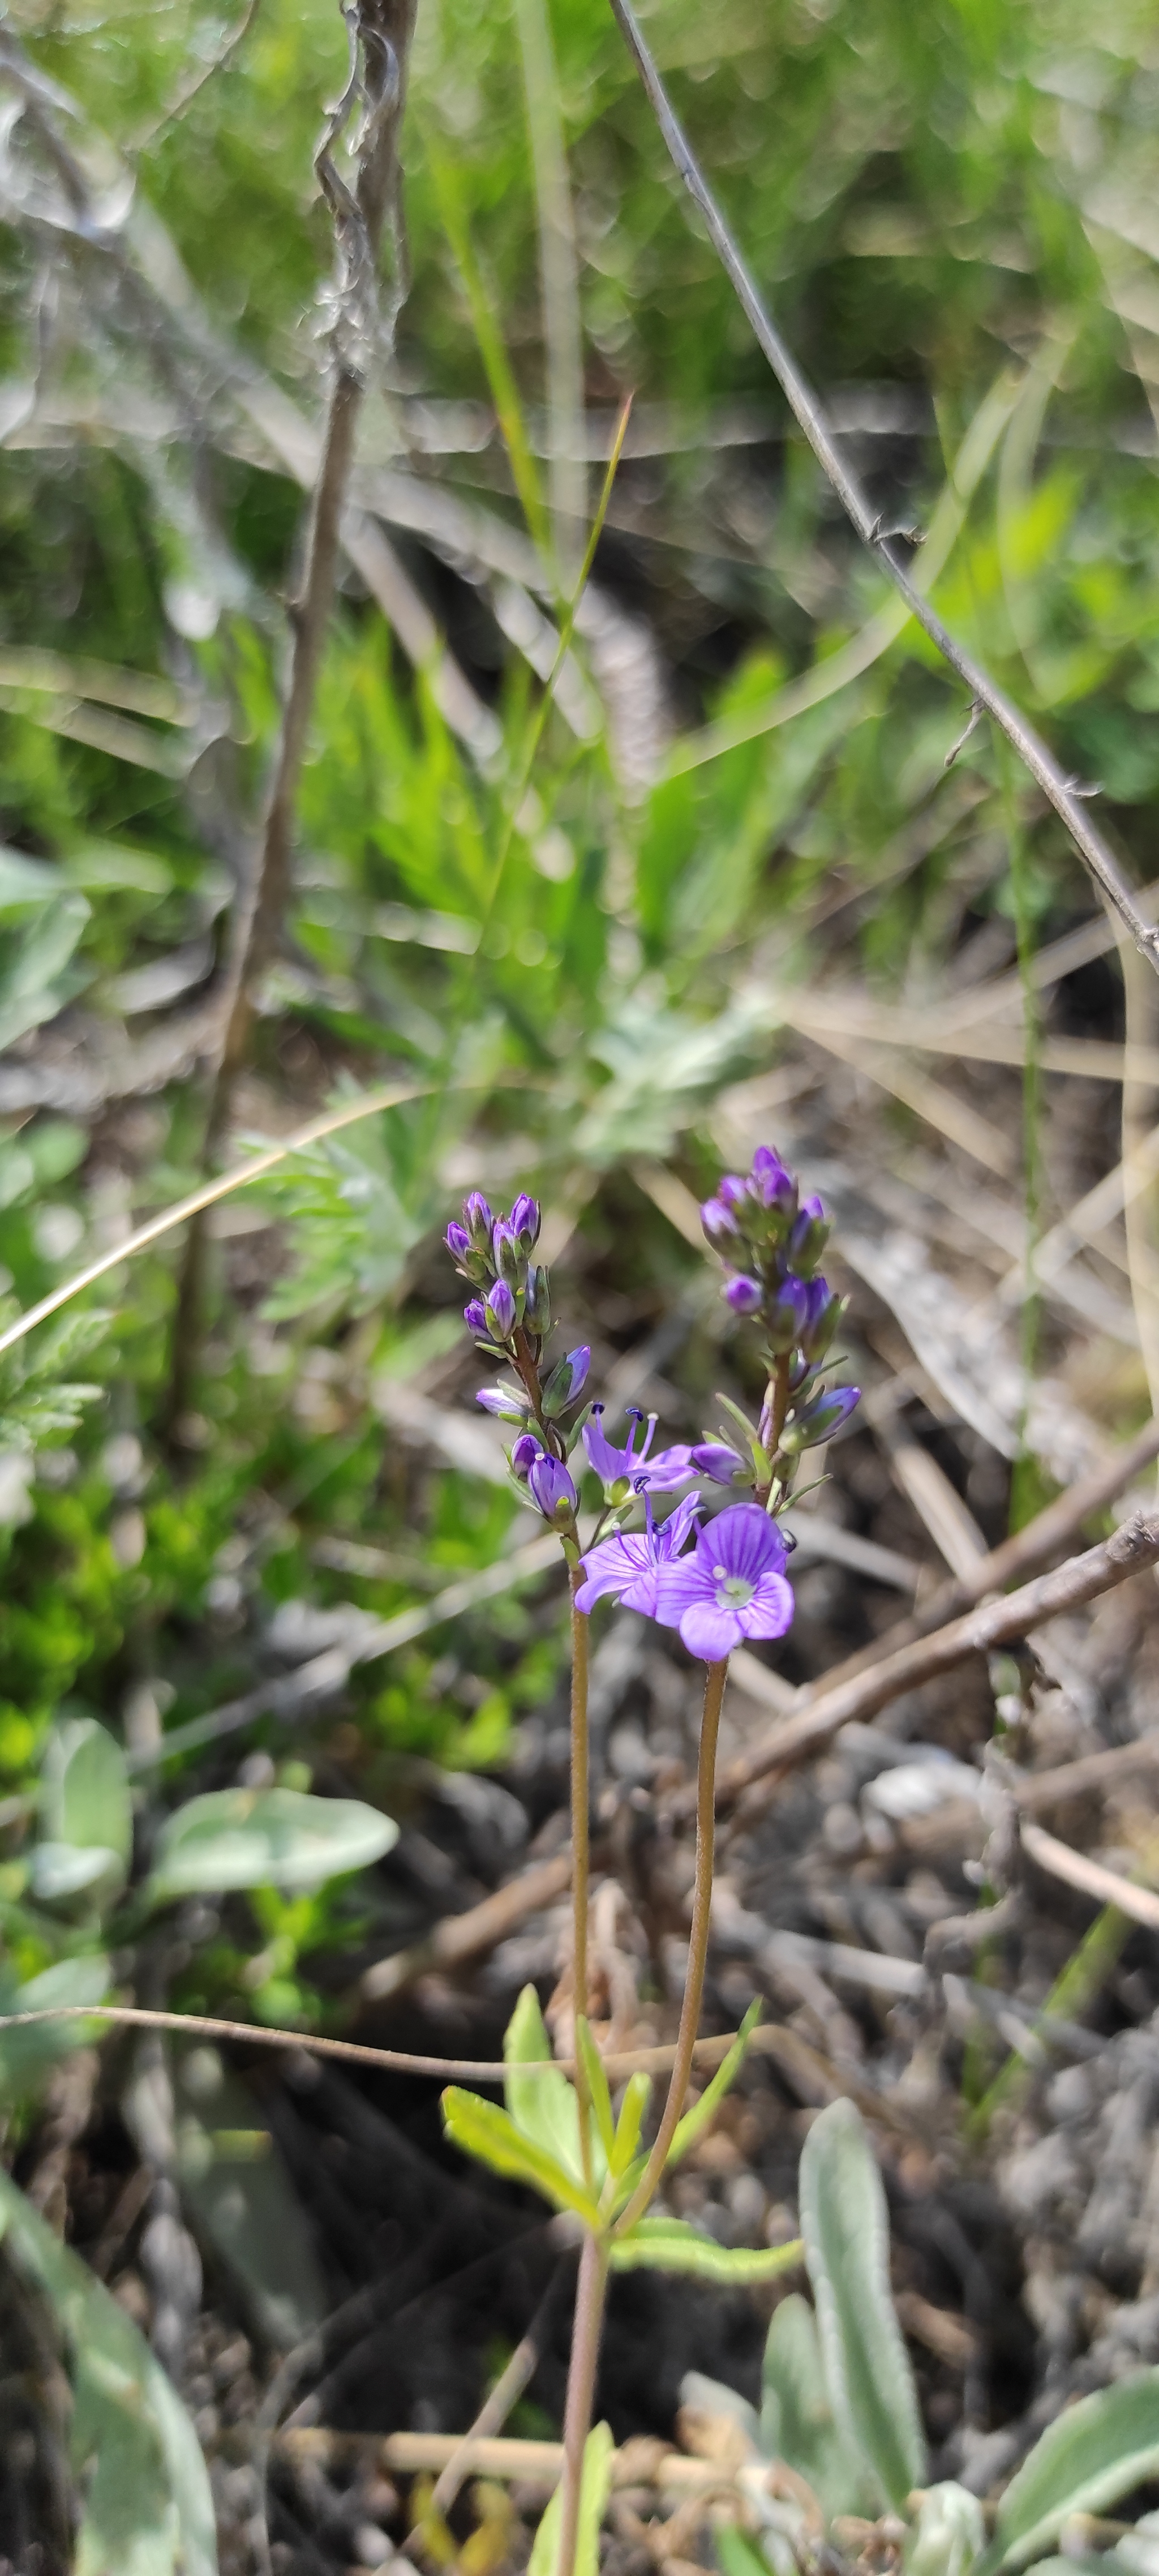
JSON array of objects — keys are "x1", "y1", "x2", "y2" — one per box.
[
  {"x1": 569, "y1": 1571, "x2": 594, "y2": 2184},
  {"x1": 613, "y1": 1655, "x2": 729, "y2": 2235},
  {"x1": 555, "y1": 2232, "x2": 609, "y2": 2576}
]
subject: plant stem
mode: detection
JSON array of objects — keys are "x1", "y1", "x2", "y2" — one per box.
[
  {"x1": 163, "y1": 0, "x2": 417, "y2": 1433},
  {"x1": 614, "y1": 1655, "x2": 728, "y2": 2234},
  {"x1": 569, "y1": 1570, "x2": 594, "y2": 2182},
  {"x1": 555, "y1": 2232, "x2": 609, "y2": 2576}
]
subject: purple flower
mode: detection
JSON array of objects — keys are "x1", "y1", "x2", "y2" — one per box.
[
  {"x1": 510, "y1": 1192, "x2": 541, "y2": 1250},
  {"x1": 463, "y1": 1297, "x2": 489, "y2": 1338},
  {"x1": 718, "y1": 1175, "x2": 750, "y2": 1211},
  {"x1": 527, "y1": 1452, "x2": 578, "y2": 1523},
  {"x1": 724, "y1": 1275, "x2": 762, "y2": 1316},
  {"x1": 511, "y1": 1431, "x2": 543, "y2": 1478},
  {"x1": 446, "y1": 1221, "x2": 472, "y2": 1266},
  {"x1": 463, "y1": 1192, "x2": 493, "y2": 1246},
  {"x1": 690, "y1": 1441, "x2": 751, "y2": 1486},
  {"x1": 655, "y1": 1503, "x2": 794, "y2": 1661},
  {"x1": 582, "y1": 1405, "x2": 693, "y2": 1496},
  {"x1": 575, "y1": 1493, "x2": 701, "y2": 1618},
  {"x1": 486, "y1": 1278, "x2": 517, "y2": 1340}
]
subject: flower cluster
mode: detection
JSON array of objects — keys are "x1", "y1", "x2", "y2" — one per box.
[
  {"x1": 695, "y1": 1146, "x2": 860, "y2": 1502},
  {"x1": 443, "y1": 1150, "x2": 856, "y2": 1658}
]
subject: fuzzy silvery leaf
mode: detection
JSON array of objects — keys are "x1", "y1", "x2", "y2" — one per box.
[
  {"x1": 147, "y1": 1786, "x2": 397, "y2": 1902},
  {"x1": 978, "y1": 2371, "x2": 1159, "y2": 2574},
  {"x1": 760, "y1": 2291, "x2": 878, "y2": 2519},
  {"x1": 906, "y1": 2483, "x2": 986, "y2": 2576},
  {"x1": 799, "y1": 2098, "x2": 927, "y2": 2512},
  {"x1": 0, "y1": 2167, "x2": 216, "y2": 2576}
]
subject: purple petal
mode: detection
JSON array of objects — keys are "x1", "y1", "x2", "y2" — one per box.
[
  {"x1": 680, "y1": 1600, "x2": 743, "y2": 1660},
  {"x1": 487, "y1": 1279, "x2": 516, "y2": 1338},
  {"x1": 690, "y1": 1442, "x2": 744, "y2": 1485},
  {"x1": 446, "y1": 1223, "x2": 471, "y2": 1261},
  {"x1": 638, "y1": 1443, "x2": 696, "y2": 1492},
  {"x1": 528, "y1": 1453, "x2": 577, "y2": 1519},
  {"x1": 510, "y1": 1431, "x2": 543, "y2": 1477},
  {"x1": 724, "y1": 1276, "x2": 762, "y2": 1315},
  {"x1": 701, "y1": 1503, "x2": 787, "y2": 1585},
  {"x1": 582, "y1": 1408, "x2": 624, "y2": 1484},
  {"x1": 737, "y1": 1572, "x2": 795, "y2": 1641}
]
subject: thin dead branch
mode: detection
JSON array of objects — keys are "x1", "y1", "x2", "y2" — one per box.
[
  {"x1": 607, "y1": 0, "x2": 1159, "y2": 975},
  {"x1": 1019, "y1": 1821, "x2": 1159, "y2": 1930}
]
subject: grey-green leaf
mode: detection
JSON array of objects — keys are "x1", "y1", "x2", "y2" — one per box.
[
  {"x1": 40, "y1": 1716, "x2": 132, "y2": 1892},
  {"x1": 171, "y1": 2050, "x2": 327, "y2": 2350},
  {"x1": 906, "y1": 2483, "x2": 986, "y2": 2576},
  {"x1": 980, "y1": 2371, "x2": 1159, "y2": 2574},
  {"x1": 799, "y1": 2098, "x2": 927, "y2": 2512},
  {"x1": 0, "y1": 1954, "x2": 110, "y2": 2099},
  {"x1": 147, "y1": 1785, "x2": 397, "y2": 1901},
  {"x1": 761, "y1": 2291, "x2": 879, "y2": 2518},
  {"x1": 0, "y1": 2166, "x2": 216, "y2": 2576}
]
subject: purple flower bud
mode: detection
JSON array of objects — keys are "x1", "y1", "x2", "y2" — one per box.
[
  {"x1": 765, "y1": 1274, "x2": 810, "y2": 1353},
  {"x1": 718, "y1": 1175, "x2": 750, "y2": 1211},
  {"x1": 788, "y1": 1194, "x2": 831, "y2": 1275},
  {"x1": 486, "y1": 1279, "x2": 516, "y2": 1339},
  {"x1": 751, "y1": 1145, "x2": 796, "y2": 1210},
  {"x1": 463, "y1": 1298, "x2": 489, "y2": 1337},
  {"x1": 492, "y1": 1219, "x2": 522, "y2": 1285},
  {"x1": 462, "y1": 1192, "x2": 493, "y2": 1248},
  {"x1": 510, "y1": 1431, "x2": 543, "y2": 1478},
  {"x1": 446, "y1": 1222, "x2": 472, "y2": 1264},
  {"x1": 690, "y1": 1441, "x2": 751, "y2": 1486},
  {"x1": 799, "y1": 1278, "x2": 843, "y2": 1362},
  {"x1": 701, "y1": 1195, "x2": 739, "y2": 1249},
  {"x1": 527, "y1": 1452, "x2": 578, "y2": 1522},
  {"x1": 523, "y1": 1263, "x2": 551, "y2": 1336},
  {"x1": 477, "y1": 1386, "x2": 531, "y2": 1422},
  {"x1": 542, "y1": 1344, "x2": 590, "y2": 1418},
  {"x1": 724, "y1": 1275, "x2": 762, "y2": 1316},
  {"x1": 510, "y1": 1191, "x2": 541, "y2": 1251},
  {"x1": 781, "y1": 1383, "x2": 861, "y2": 1452}
]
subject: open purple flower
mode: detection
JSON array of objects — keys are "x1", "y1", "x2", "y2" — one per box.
[
  {"x1": 655, "y1": 1503, "x2": 793, "y2": 1661},
  {"x1": 582, "y1": 1405, "x2": 693, "y2": 1497},
  {"x1": 575, "y1": 1493, "x2": 701, "y2": 1618}
]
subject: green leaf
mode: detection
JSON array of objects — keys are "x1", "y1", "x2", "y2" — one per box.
[
  {"x1": 529, "y1": 2422, "x2": 615, "y2": 2576},
  {"x1": 38, "y1": 1717, "x2": 131, "y2": 1906},
  {"x1": 716, "y1": 2530, "x2": 779, "y2": 2576},
  {"x1": 441, "y1": 2086, "x2": 602, "y2": 2226},
  {"x1": 760, "y1": 2292, "x2": 877, "y2": 2519},
  {"x1": 0, "y1": 2166, "x2": 216, "y2": 2576},
  {"x1": 609, "y1": 2070, "x2": 651, "y2": 2180},
  {"x1": 168, "y1": 2050, "x2": 327, "y2": 2350},
  {"x1": 504, "y1": 1983, "x2": 587, "y2": 2184},
  {"x1": 667, "y1": 2002, "x2": 763, "y2": 2171},
  {"x1": 576, "y1": 2016, "x2": 616, "y2": 2163},
  {"x1": 979, "y1": 2371, "x2": 1159, "y2": 2574},
  {"x1": 0, "y1": 1954, "x2": 110, "y2": 2099},
  {"x1": 0, "y1": 890, "x2": 92, "y2": 1050},
  {"x1": 799, "y1": 2098, "x2": 927, "y2": 2512},
  {"x1": 147, "y1": 1786, "x2": 397, "y2": 1902},
  {"x1": 610, "y1": 2214, "x2": 803, "y2": 2283}
]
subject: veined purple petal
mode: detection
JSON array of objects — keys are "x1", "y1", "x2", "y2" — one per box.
[
  {"x1": 690, "y1": 1442, "x2": 747, "y2": 1485},
  {"x1": 703, "y1": 1502, "x2": 787, "y2": 1584},
  {"x1": 463, "y1": 1298, "x2": 488, "y2": 1336},
  {"x1": 510, "y1": 1191, "x2": 541, "y2": 1248},
  {"x1": 477, "y1": 1387, "x2": 529, "y2": 1421},
  {"x1": 486, "y1": 1279, "x2": 516, "y2": 1339},
  {"x1": 679, "y1": 1598, "x2": 744, "y2": 1660},
  {"x1": 736, "y1": 1571, "x2": 795, "y2": 1641},
  {"x1": 446, "y1": 1222, "x2": 471, "y2": 1262},
  {"x1": 510, "y1": 1431, "x2": 542, "y2": 1477}
]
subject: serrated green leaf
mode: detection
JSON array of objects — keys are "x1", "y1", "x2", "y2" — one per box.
[
  {"x1": 979, "y1": 2371, "x2": 1159, "y2": 2574},
  {"x1": 576, "y1": 2016, "x2": 616, "y2": 2163},
  {"x1": 441, "y1": 2086, "x2": 602, "y2": 2226},
  {"x1": 667, "y1": 2001, "x2": 763, "y2": 2172},
  {"x1": 799, "y1": 2098, "x2": 927, "y2": 2512},
  {"x1": 147, "y1": 1786, "x2": 397, "y2": 1902},
  {"x1": 760, "y1": 2291, "x2": 877, "y2": 2518},
  {"x1": 609, "y1": 2070, "x2": 651, "y2": 2180},
  {"x1": 529, "y1": 2422, "x2": 615, "y2": 2576},
  {"x1": 0, "y1": 2167, "x2": 216, "y2": 2576},
  {"x1": 504, "y1": 1983, "x2": 588, "y2": 2182},
  {"x1": 610, "y1": 2214, "x2": 803, "y2": 2283}
]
